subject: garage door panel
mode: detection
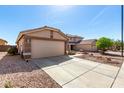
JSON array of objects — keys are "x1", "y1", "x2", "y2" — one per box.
[{"x1": 31, "y1": 39, "x2": 64, "y2": 58}]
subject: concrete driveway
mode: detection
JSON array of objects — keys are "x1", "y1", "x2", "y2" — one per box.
[
  {"x1": 113, "y1": 60, "x2": 124, "y2": 88},
  {"x1": 31, "y1": 55, "x2": 120, "y2": 88}
]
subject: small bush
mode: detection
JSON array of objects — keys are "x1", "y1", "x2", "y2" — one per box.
[
  {"x1": 7, "y1": 46, "x2": 18, "y2": 55},
  {"x1": 4, "y1": 81, "x2": 12, "y2": 88},
  {"x1": 68, "y1": 50, "x2": 76, "y2": 55}
]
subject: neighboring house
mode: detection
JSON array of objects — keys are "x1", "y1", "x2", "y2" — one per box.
[
  {"x1": 0, "y1": 38, "x2": 8, "y2": 45},
  {"x1": 75, "y1": 39, "x2": 97, "y2": 52},
  {"x1": 16, "y1": 26, "x2": 68, "y2": 59},
  {"x1": 0, "y1": 38, "x2": 10, "y2": 52},
  {"x1": 66, "y1": 34, "x2": 97, "y2": 52},
  {"x1": 66, "y1": 34, "x2": 83, "y2": 51}
]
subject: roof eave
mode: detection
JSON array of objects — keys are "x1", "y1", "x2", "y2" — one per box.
[{"x1": 16, "y1": 26, "x2": 69, "y2": 43}]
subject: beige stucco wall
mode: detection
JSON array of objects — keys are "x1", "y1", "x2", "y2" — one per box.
[
  {"x1": 27, "y1": 30, "x2": 67, "y2": 41},
  {"x1": 75, "y1": 44, "x2": 97, "y2": 51},
  {"x1": 18, "y1": 36, "x2": 25, "y2": 54},
  {"x1": 17, "y1": 29, "x2": 67, "y2": 59},
  {"x1": 31, "y1": 39, "x2": 65, "y2": 58},
  {"x1": 28, "y1": 30, "x2": 50, "y2": 38},
  {"x1": 69, "y1": 37, "x2": 81, "y2": 42},
  {"x1": 0, "y1": 40, "x2": 7, "y2": 45},
  {"x1": 53, "y1": 32, "x2": 66, "y2": 40}
]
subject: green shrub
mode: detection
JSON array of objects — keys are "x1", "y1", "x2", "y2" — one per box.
[
  {"x1": 4, "y1": 81, "x2": 12, "y2": 88},
  {"x1": 7, "y1": 46, "x2": 18, "y2": 55},
  {"x1": 96, "y1": 37, "x2": 113, "y2": 54}
]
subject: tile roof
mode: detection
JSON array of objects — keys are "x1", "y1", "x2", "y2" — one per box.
[
  {"x1": 0, "y1": 38, "x2": 7, "y2": 43},
  {"x1": 66, "y1": 34, "x2": 83, "y2": 38},
  {"x1": 79, "y1": 39, "x2": 97, "y2": 44},
  {"x1": 16, "y1": 26, "x2": 68, "y2": 43}
]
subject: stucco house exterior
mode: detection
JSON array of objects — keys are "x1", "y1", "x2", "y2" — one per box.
[
  {"x1": 66, "y1": 34, "x2": 83, "y2": 51},
  {"x1": 16, "y1": 26, "x2": 68, "y2": 59},
  {"x1": 0, "y1": 38, "x2": 9, "y2": 52},
  {"x1": 0, "y1": 38, "x2": 8, "y2": 45},
  {"x1": 67, "y1": 34, "x2": 97, "y2": 52},
  {"x1": 75, "y1": 39, "x2": 97, "y2": 52}
]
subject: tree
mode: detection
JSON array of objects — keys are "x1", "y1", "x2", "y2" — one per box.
[
  {"x1": 96, "y1": 37, "x2": 113, "y2": 54},
  {"x1": 113, "y1": 40, "x2": 121, "y2": 51}
]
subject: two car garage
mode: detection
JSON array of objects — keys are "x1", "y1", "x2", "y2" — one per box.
[
  {"x1": 31, "y1": 39, "x2": 65, "y2": 58},
  {"x1": 16, "y1": 26, "x2": 68, "y2": 59}
]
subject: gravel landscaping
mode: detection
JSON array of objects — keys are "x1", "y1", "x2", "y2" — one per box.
[
  {"x1": 75, "y1": 51, "x2": 123, "y2": 67},
  {"x1": 0, "y1": 52, "x2": 61, "y2": 88}
]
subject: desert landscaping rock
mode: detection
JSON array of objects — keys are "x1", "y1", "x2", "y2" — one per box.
[
  {"x1": 75, "y1": 52, "x2": 123, "y2": 67},
  {"x1": 0, "y1": 52, "x2": 123, "y2": 88},
  {"x1": 0, "y1": 52, "x2": 61, "y2": 88}
]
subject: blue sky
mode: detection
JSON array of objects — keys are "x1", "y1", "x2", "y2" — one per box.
[{"x1": 0, "y1": 5, "x2": 121, "y2": 45}]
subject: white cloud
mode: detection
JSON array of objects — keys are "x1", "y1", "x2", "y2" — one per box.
[{"x1": 88, "y1": 7, "x2": 108, "y2": 25}]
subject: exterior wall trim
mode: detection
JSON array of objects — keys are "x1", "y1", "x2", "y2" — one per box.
[
  {"x1": 16, "y1": 27, "x2": 69, "y2": 43},
  {"x1": 30, "y1": 36, "x2": 67, "y2": 42},
  {"x1": 64, "y1": 42, "x2": 66, "y2": 54},
  {"x1": 23, "y1": 52, "x2": 31, "y2": 55},
  {"x1": 50, "y1": 30, "x2": 53, "y2": 39}
]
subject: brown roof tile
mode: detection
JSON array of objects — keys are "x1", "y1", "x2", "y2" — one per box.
[
  {"x1": 79, "y1": 39, "x2": 97, "y2": 44},
  {"x1": 0, "y1": 38, "x2": 7, "y2": 43}
]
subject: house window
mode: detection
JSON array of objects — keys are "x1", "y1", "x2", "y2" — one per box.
[
  {"x1": 70, "y1": 37, "x2": 73, "y2": 41},
  {"x1": 50, "y1": 30, "x2": 53, "y2": 38}
]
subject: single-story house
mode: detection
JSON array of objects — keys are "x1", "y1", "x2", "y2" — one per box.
[
  {"x1": 0, "y1": 38, "x2": 8, "y2": 45},
  {"x1": 16, "y1": 26, "x2": 68, "y2": 59},
  {"x1": 75, "y1": 39, "x2": 97, "y2": 52}
]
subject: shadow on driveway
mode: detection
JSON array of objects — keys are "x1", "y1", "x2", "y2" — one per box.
[
  {"x1": 0, "y1": 53, "x2": 73, "y2": 75},
  {"x1": 30, "y1": 55, "x2": 73, "y2": 69}
]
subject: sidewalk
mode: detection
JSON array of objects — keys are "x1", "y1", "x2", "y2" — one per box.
[{"x1": 112, "y1": 58, "x2": 124, "y2": 88}]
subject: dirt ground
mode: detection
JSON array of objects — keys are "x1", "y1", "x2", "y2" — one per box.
[
  {"x1": 75, "y1": 51, "x2": 123, "y2": 67},
  {"x1": 0, "y1": 52, "x2": 61, "y2": 88}
]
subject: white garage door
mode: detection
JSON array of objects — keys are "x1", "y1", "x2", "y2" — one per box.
[{"x1": 31, "y1": 39, "x2": 65, "y2": 58}]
